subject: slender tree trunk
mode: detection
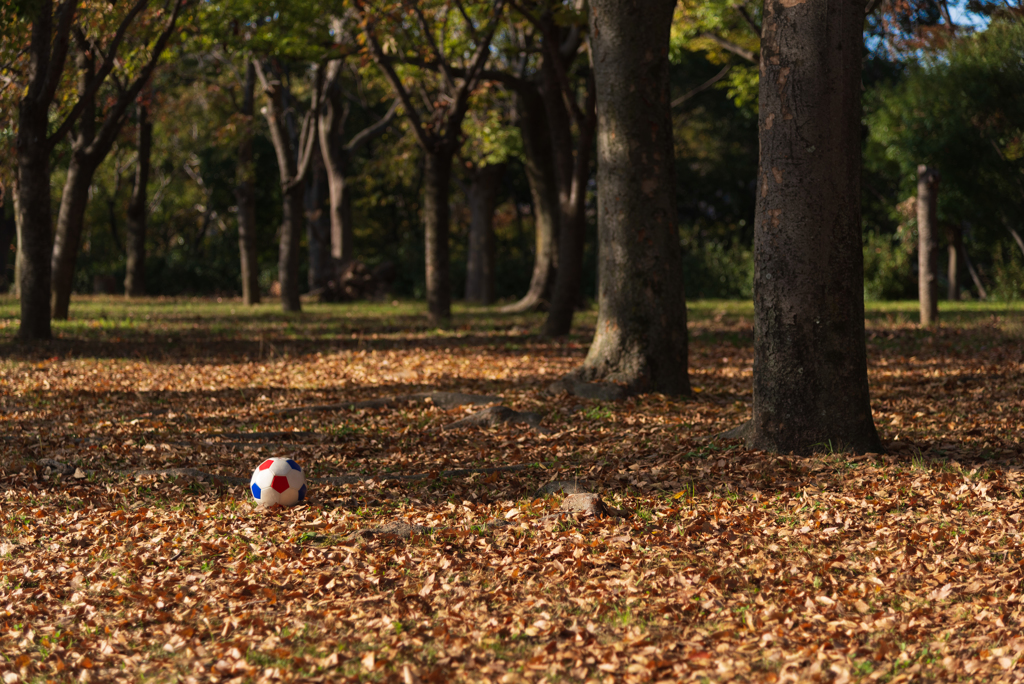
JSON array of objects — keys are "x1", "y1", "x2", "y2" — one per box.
[
  {"x1": 575, "y1": 0, "x2": 689, "y2": 395},
  {"x1": 543, "y1": 111, "x2": 594, "y2": 336},
  {"x1": 51, "y1": 154, "x2": 100, "y2": 318},
  {"x1": 464, "y1": 162, "x2": 505, "y2": 304},
  {"x1": 748, "y1": 0, "x2": 881, "y2": 455},
  {"x1": 541, "y1": 49, "x2": 595, "y2": 336},
  {"x1": 318, "y1": 62, "x2": 354, "y2": 266},
  {"x1": 423, "y1": 150, "x2": 454, "y2": 322},
  {"x1": 947, "y1": 222, "x2": 961, "y2": 301},
  {"x1": 50, "y1": 48, "x2": 98, "y2": 320},
  {"x1": 305, "y1": 148, "x2": 332, "y2": 290},
  {"x1": 917, "y1": 165, "x2": 939, "y2": 325},
  {"x1": 502, "y1": 84, "x2": 559, "y2": 313},
  {"x1": 256, "y1": 59, "x2": 320, "y2": 313},
  {"x1": 0, "y1": 205, "x2": 16, "y2": 293},
  {"x1": 124, "y1": 101, "x2": 151, "y2": 297},
  {"x1": 12, "y1": 179, "x2": 22, "y2": 300},
  {"x1": 961, "y1": 225, "x2": 987, "y2": 300},
  {"x1": 236, "y1": 61, "x2": 260, "y2": 304},
  {"x1": 279, "y1": 184, "x2": 305, "y2": 312}
]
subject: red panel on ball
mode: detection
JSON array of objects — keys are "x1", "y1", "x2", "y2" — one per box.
[
  {"x1": 271, "y1": 475, "x2": 290, "y2": 493},
  {"x1": 258, "y1": 459, "x2": 274, "y2": 471}
]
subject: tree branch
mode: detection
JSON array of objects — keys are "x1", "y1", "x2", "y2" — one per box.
[
  {"x1": 355, "y1": 0, "x2": 432, "y2": 149},
  {"x1": 672, "y1": 64, "x2": 731, "y2": 108},
  {"x1": 700, "y1": 32, "x2": 757, "y2": 63},
  {"x1": 731, "y1": 3, "x2": 761, "y2": 38},
  {"x1": 81, "y1": 0, "x2": 186, "y2": 159},
  {"x1": 45, "y1": 0, "x2": 158, "y2": 148},
  {"x1": 346, "y1": 97, "x2": 400, "y2": 152},
  {"x1": 409, "y1": 1, "x2": 456, "y2": 92},
  {"x1": 40, "y1": 0, "x2": 79, "y2": 108}
]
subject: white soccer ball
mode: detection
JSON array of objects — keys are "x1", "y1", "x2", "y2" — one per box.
[{"x1": 250, "y1": 457, "x2": 307, "y2": 506}]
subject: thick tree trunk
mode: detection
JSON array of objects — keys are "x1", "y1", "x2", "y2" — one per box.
[
  {"x1": 305, "y1": 149, "x2": 333, "y2": 290},
  {"x1": 917, "y1": 165, "x2": 939, "y2": 325},
  {"x1": 236, "y1": 61, "x2": 261, "y2": 305},
  {"x1": 15, "y1": 146, "x2": 53, "y2": 340},
  {"x1": 464, "y1": 162, "x2": 505, "y2": 304},
  {"x1": 124, "y1": 102, "x2": 151, "y2": 297},
  {"x1": 946, "y1": 222, "x2": 961, "y2": 301},
  {"x1": 575, "y1": 0, "x2": 689, "y2": 396},
  {"x1": 423, "y1": 150, "x2": 454, "y2": 322},
  {"x1": 15, "y1": 0, "x2": 74, "y2": 340},
  {"x1": 502, "y1": 84, "x2": 559, "y2": 313},
  {"x1": 748, "y1": 0, "x2": 882, "y2": 455}
]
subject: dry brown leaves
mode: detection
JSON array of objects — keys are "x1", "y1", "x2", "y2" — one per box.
[{"x1": 1, "y1": 300, "x2": 1023, "y2": 683}]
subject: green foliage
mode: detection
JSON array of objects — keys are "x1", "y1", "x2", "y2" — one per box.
[
  {"x1": 990, "y1": 242, "x2": 1024, "y2": 302},
  {"x1": 681, "y1": 233, "x2": 753, "y2": 300},
  {"x1": 866, "y1": 19, "x2": 1024, "y2": 254},
  {"x1": 863, "y1": 230, "x2": 915, "y2": 301}
]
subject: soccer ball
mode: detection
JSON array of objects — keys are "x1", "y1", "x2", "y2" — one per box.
[{"x1": 250, "y1": 458, "x2": 307, "y2": 506}]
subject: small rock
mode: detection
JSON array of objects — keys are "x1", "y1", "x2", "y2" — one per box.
[
  {"x1": 73, "y1": 467, "x2": 87, "y2": 479},
  {"x1": 444, "y1": 406, "x2": 548, "y2": 433},
  {"x1": 559, "y1": 493, "x2": 628, "y2": 518},
  {"x1": 548, "y1": 377, "x2": 625, "y2": 402},
  {"x1": 534, "y1": 480, "x2": 594, "y2": 498}
]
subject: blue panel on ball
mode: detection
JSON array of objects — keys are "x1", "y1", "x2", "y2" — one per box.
[
  {"x1": 251, "y1": 482, "x2": 262, "y2": 499},
  {"x1": 298, "y1": 484, "x2": 307, "y2": 501},
  {"x1": 287, "y1": 459, "x2": 302, "y2": 472}
]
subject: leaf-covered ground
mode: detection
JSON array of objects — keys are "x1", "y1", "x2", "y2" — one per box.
[{"x1": 2, "y1": 296, "x2": 1024, "y2": 683}]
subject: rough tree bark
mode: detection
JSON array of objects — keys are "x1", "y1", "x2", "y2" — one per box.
[
  {"x1": 917, "y1": 165, "x2": 939, "y2": 325},
  {"x1": 570, "y1": 0, "x2": 689, "y2": 395},
  {"x1": 255, "y1": 60, "x2": 321, "y2": 313},
  {"x1": 235, "y1": 61, "x2": 260, "y2": 305},
  {"x1": 501, "y1": 83, "x2": 560, "y2": 313},
  {"x1": 124, "y1": 101, "x2": 151, "y2": 297},
  {"x1": 748, "y1": 0, "x2": 882, "y2": 455},
  {"x1": 464, "y1": 162, "x2": 506, "y2": 304},
  {"x1": 16, "y1": 0, "x2": 77, "y2": 340},
  {"x1": 423, "y1": 150, "x2": 455, "y2": 318}
]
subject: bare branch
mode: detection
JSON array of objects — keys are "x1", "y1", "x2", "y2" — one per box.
[
  {"x1": 700, "y1": 32, "x2": 757, "y2": 63},
  {"x1": 346, "y1": 97, "x2": 400, "y2": 152},
  {"x1": 671, "y1": 64, "x2": 731, "y2": 108},
  {"x1": 509, "y1": 0, "x2": 542, "y2": 29},
  {"x1": 355, "y1": 0, "x2": 432, "y2": 149},
  {"x1": 731, "y1": 3, "x2": 761, "y2": 38}
]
